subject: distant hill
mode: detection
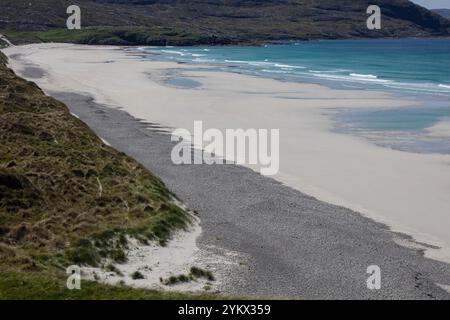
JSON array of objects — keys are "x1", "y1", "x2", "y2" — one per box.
[
  {"x1": 1, "y1": 0, "x2": 449, "y2": 45},
  {"x1": 433, "y1": 9, "x2": 450, "y2": 19}
]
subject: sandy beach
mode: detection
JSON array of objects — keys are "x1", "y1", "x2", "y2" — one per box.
[
  {"x1": 427, "y1": 120, "x2": 450, "y2": 138},
  {"x1": 3, "y1": 43, "x2": 450, "y2": 298},
  {"x1": 5, "y1": 43, "x2": 450, "y2": 262}
]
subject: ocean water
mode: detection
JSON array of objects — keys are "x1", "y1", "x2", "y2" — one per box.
[{"x1": 135, "y1": 39, "x2": 450, "y2": 154}]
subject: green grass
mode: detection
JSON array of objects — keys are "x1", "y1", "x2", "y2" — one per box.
[
  {"x1": 160, "y1": 267, "x2": 215, "y2": 286},
  {"x1": 161, "y1": 274, "x2": 192, "y2": 286},
  {"x1": 131, "y1": 271, "x2": 145, "y2": 280},
  {"x1": 190, "y1": 267, "x2": 215, "y2": 282},
  {"x1": 5, "y1": 28, "x2": 131, "y2": 45},
  {"x1": 4, "y1": 27, "x2": 233, "y2": 46},
  {"x1": 66, "y1": 202, "x2": 191, "y2": 267},
  {"x1": 105, "y1": 264, "x2": 123, "y2": 276},
  {"x1": 0, "y1": 38, "x2": 7, "y2": 49},
  {"x1": 0, "y1": 51, "x2": 7, "y2": 64},
  {"x1": 0, "y1": 270, "x2": 223, "y2": 300}
]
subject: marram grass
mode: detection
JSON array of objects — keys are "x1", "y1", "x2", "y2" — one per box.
[{"x1": 0, "y1": 51, "x2": 221, "y2": 300}]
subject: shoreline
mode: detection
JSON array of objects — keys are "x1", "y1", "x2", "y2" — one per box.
[
  {"x1": 49, "y1": 89, "x2": 450, "y2": 299},
  {"x1": 5, "y1": 43, "x2": 450, "y2": 263},
  {"x1": 3, "y1": 43, "x2": 450, "y2": 298}
]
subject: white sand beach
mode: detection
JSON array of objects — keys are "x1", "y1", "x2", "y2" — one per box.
[
  {"x1": 82, "y1": 219, "x2": 241, "y2": 292},
  {"x1": 4, "y1": 43, "x2": 450, "y2": 264},
  {"x1": 427, "y1": 120, "x2": 450, "y2": 138}
]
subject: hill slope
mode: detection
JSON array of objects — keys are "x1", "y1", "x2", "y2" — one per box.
[
  {"x1": 433, "y1": 9, "x2": 450, "y2": 19},
  {"x1": 1, "y1": 0, "x2": 449, "y2": 45},
  {"x1": 0, "y1": 50, "x2": 217, "y2": 299}
]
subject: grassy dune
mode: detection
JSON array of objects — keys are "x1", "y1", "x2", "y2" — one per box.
[
  {"x1": 0, "y1": 51, "x2": 217, "y2": 299},
  {"x1": 0, "y1": 38, "x2": 8, "y2": 49}
]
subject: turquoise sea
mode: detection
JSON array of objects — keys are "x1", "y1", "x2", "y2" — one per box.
[{"x1": 136, "y1": 39, "x2": 450, "y2": 154}]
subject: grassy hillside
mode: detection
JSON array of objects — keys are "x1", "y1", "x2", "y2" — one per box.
[
  {"x1": 5, "y1": 27, "x2": 233, "y2": 46},
  {"x1": 1, "y1": 0, "x2": 449, "y2": 45},
  {"x1": 0, "y1": 50, "x2": 218, "y2": 299},
  {"x1": 0, "y1": 36, "x2": 9, "y2": 48}
]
